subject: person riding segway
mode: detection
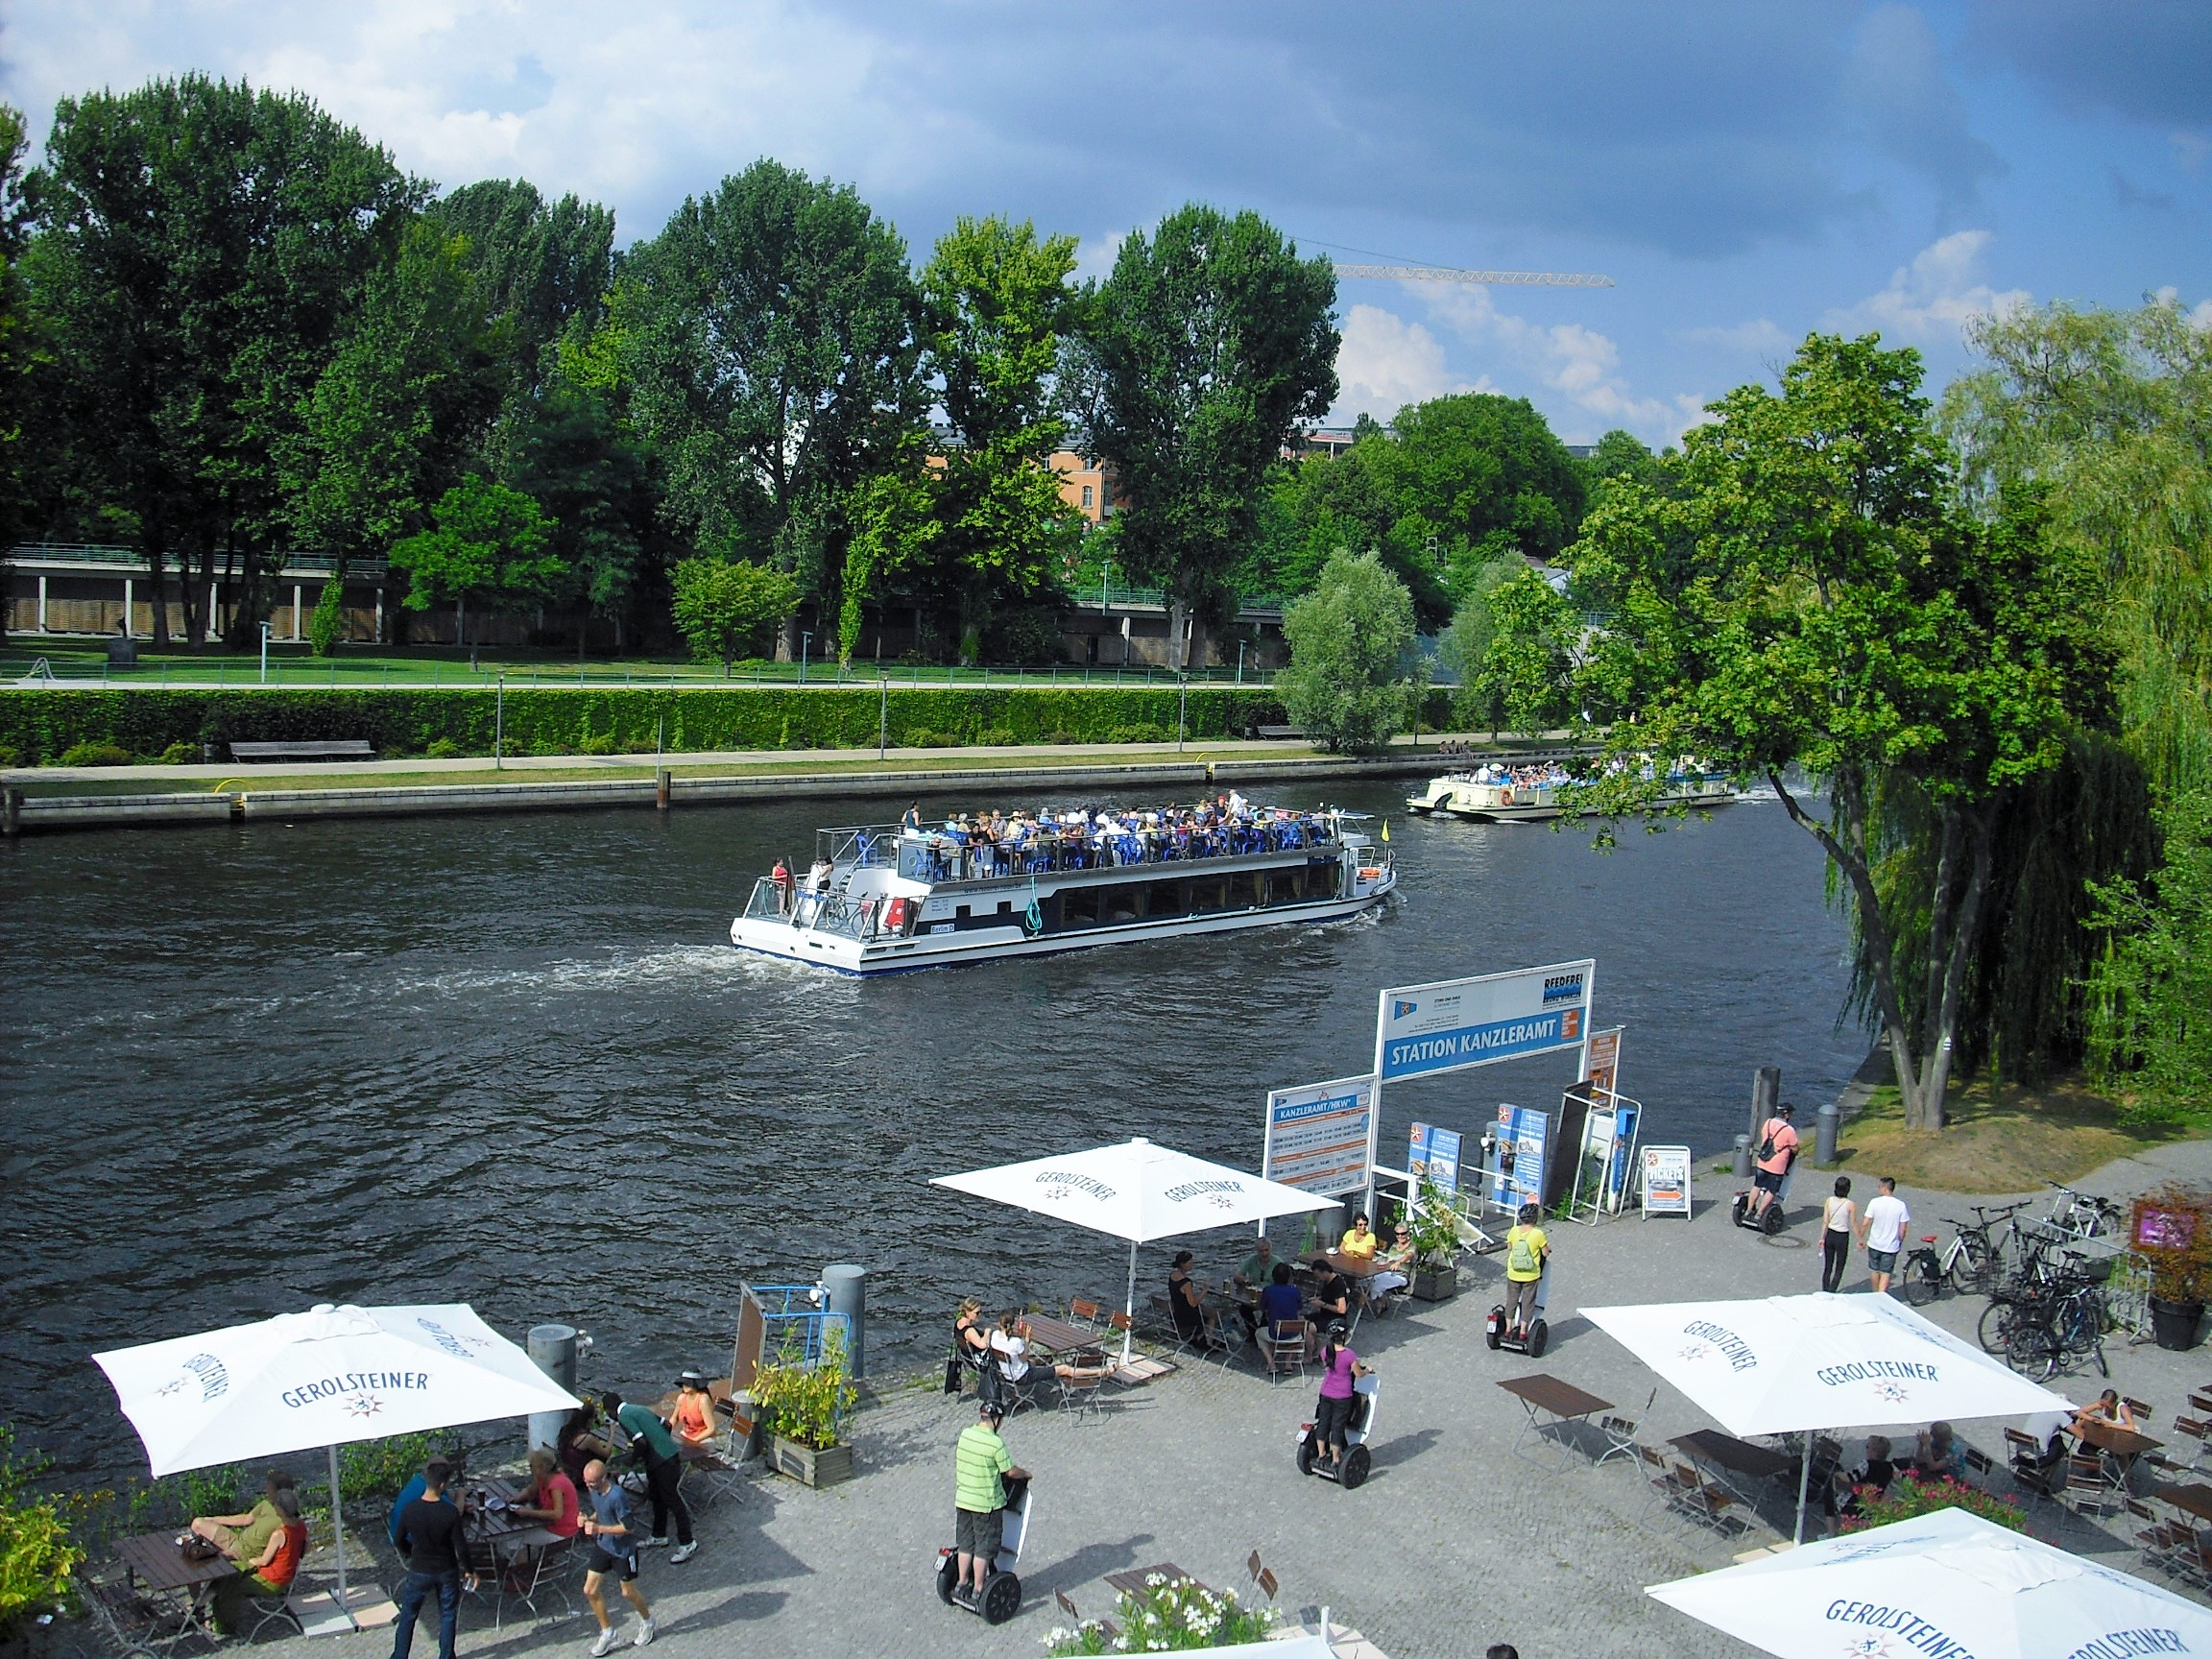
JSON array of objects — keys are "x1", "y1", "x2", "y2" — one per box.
[
  {"x1": 1486, "y1": 1205, "x2": 1551, "y2": 1358},
  {"x1": 1296, "y1": 1321, "x2": 1377, "y2": 1489},
  {"x1": 1734, "y1": 1102, "x2": 1798, "y2": 1235},
  {"x1": 938, "y1": 1401, "x2": 1031, "y2": 1624}
]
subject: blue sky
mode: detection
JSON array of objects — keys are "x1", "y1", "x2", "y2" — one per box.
[{"x1": 4, "y1": 1, "x2": 2205, "y2": 445}]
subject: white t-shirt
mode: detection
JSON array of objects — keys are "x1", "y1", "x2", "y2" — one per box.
[
  {"x1": 987, "y1": 1331, "x2": 1029, "y2": 1381},
  {"x1": 1863, "y1": 1193, "x2": 1911, "y2": 1254}
]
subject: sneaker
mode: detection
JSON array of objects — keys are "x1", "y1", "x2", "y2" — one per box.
[
  {"x1": 951, "y1": 1585, "x2": 978, "y2": 1610},
  {"x1": 637, "y1": 1535, "x2": 668, "y2": 1550},
  {"x1": 633, "y1": 1620, "x2": 657, "y2": 1647},
  {"x1": 669, "y1": 1543, "x2": 698, "y2": 1565},
  {"x1": 590, "y1": 1627, "x2": 620, "y2": 1657}
]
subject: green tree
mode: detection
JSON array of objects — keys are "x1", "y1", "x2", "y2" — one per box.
[
  {"x1": 899, "y1": 214, "x2": 1082, "y2": 662},
  {"x1": 1242, "y1": 438, "x2": 1452, "y2": 626},
  {"x1": 1458, "y1": 565, "x2": 1579, "y2": 734},
  {"x1": 670, "y1": 555, "x2": 803, "y2": 673},
  {"x1": 1567, "y1": 335, "x2": 2116, "y2": 1131},
  {"x1": 390, "y1": 473, "x2": 561, "y2": 643},
  {"x1": 430, "y1": 178, "x2": 614, "y2": 405},
  {"x1": 502, "y1": 384, "x2": 656, "y2": 655},
  {"x1": 1276, "y1": 549, "x2": 1421, "y2": 754},
  {"x1": 1364, "y1": 392, "x2": 1586, "y2": 603},
  {"x1": 618, "y1": 161, "x2": 924, "y2": 637},
  {"x1": 28, "y1": 76, "x2": 421, "y2": 647},
  {"x1": 1073, "y1": 204, "x2": 1337, "y2": 670},
  {"x1": 0, "y1": 104, "x2": 39, "y2": 647},
  {"x1": 284, "y1": 220, "x2": 505, "y2": 648}
]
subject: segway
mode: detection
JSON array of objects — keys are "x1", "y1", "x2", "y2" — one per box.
[
  {"x1": 1487, "y1": 1214, "x2": 1552, "y2": 1358},
  {"x1": 935, "y1": 1475, "x2": 1030, "y2": 1625},
  {"x1": 1296, "y1": 1372, "x2": 1379, "y2": 1490},
  {"x1": 1732, "y1": 1188, "x2": 1787, "y2": 1235}
]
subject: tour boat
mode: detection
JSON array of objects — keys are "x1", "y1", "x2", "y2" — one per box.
[
  {"x1": 729, "y1": 805, "x2": 1396, "y2": 974},
  {"x1": 1405, "y1": 766, "x2": 1743, "y2": 823}
]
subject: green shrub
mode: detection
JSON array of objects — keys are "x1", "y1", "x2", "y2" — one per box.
[
  {"x1": 0, "y1": 1430, "x2": 84, "y2": 1636},
  {"x1": 975, "y1": 727, "x2": 1016, "y2": 747},
  {"x1": 1047, "y1": 1574, "x2": 1278, "y2": 1654},
  {"x1": 423, "y1": 737, "x2": 464, "y2": 759},
  {"x1": 0, "y1": 743, "x2": 20, "y2": 768},
  {"x1": 58, "y1": 740, "x2": 132, "y2": 767},
  {"x1": 1840, "y1": 1473, "x2": 2024, "y2": 1533},
  {"x1": 1105, "y1": 722, "x2": 1169, "y2": 744},
  {"x1": 158, "y1": 741, "x2": 197, "y2": 764},
  {"x1": 1044, "y1": 730, "x2": 1077, "y2": 746},
  {"x1": 336, "y1": 1432, "x2": 457, "y2": 1508}
]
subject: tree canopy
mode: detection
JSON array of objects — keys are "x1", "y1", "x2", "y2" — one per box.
[{"x1": 1276, "y1": 549, "x2": 1421, "y2": 754}]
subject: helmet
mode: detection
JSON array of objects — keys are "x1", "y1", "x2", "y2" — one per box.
[
  {"x1": 1325, "y1": 1319, "x2": 1350, "y2": 1341},
  {"x1": 1518, "y1": 1203, "x2": 1541, "y2": 1226}
]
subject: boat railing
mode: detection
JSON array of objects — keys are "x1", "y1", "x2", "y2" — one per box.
[
  {"x1": 894, "y1": 817, "x2": 1341, "y2": 883},
  {"x1": 816, "y1": 824, "x2": 902, "y2": 869}
]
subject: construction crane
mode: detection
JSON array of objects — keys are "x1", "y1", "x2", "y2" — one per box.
[{"x1": 1333, "y1": 264, "x2": 1614, "y2": 288}]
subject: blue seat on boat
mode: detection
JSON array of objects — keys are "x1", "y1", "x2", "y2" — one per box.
[{"x1": 854, "y1": 831, "x2": 878, "y2": 867}]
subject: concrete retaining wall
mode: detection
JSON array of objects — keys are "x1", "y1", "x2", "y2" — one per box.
[{"x1": 13, "y1": 791, "x2": 237, "y2": 830}]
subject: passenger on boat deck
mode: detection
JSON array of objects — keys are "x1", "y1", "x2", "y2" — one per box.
[
  {"x1": 806, "y1": 856, "x2": 834, "y2": 893},
  {"x1": 902, "y1": 803, "x2": 922, "y2": 832},
  {"x1": 771, "y1": 858, "x2": 794, "y2": 913}
]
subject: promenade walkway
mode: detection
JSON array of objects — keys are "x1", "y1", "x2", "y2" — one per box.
[{"x1": 147, "y1": 1138, "x2": 2212, "y2": 1658}]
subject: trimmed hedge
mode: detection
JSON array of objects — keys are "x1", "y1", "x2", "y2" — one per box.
[{"x1": 0, "y1": 685, "x2": 1448, "y2": 766}]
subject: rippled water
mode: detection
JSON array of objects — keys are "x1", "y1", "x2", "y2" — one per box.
[{"x1": 0, "y1": 780, "x2": 1863, "y2": 1479}]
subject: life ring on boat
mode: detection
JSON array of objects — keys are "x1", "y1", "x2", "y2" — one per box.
[{"x1": 883, "y1": 897, "x2": 908, "y2": 931}]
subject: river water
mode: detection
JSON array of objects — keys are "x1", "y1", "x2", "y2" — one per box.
[{"x1": 1, "y1": 779, "x2": 1863, "y2": 1479}]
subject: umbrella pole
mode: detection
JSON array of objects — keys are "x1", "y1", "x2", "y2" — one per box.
[
  {"x1": 1122, "y1": 1239, "x2": 1138, "y2": 1365},
  {"x1": 327, "y1": 1443, "x2": 355, "y2": 1628},
  {"x1": 1793, "y1": 1435, "x2": 1813, "y2": 1546}
]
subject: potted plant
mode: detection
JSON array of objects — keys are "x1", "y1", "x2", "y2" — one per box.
[
  {"x1": 2131, "y1": 1186, "x2": 2212, "y2": 1351},
  {"x1": 752, "y1": 1331, "x2": 858, "y2": 1488},
  {"x1": 1407, "y1": 1180, "x2": 1462, "y2": 1302}
]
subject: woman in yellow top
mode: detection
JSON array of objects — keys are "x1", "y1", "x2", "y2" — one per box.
[{"x1": 1336, "y1": 1214, "x2": 1380, "y2": 1262}]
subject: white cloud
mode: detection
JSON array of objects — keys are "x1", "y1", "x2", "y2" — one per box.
[
  {"x1": 1416, "y1": 285, "x2": 1706, "y2": 445},
  {"x1": 1674, "y1": 318, "x2": 1791, "y2": 353},
  {"x1": 1824, "y1": 229, "x2": 2031, "y2": 342},
  {"x1": 1331, "y1": 304, "x2": 1479, "y2": 421}
]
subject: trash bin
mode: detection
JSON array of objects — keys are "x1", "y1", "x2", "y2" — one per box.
[
  {"x1": 1732, "y1": 1134, "x2": 1753, "y2": 1179},
  {"x1": 1815, "y1": 1103, "x2": 1839, "y2": 1168}
]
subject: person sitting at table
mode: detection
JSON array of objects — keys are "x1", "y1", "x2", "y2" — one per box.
[
  {"x1": 1231, "y1": 1236, "x2": 1277, "y2": 1340},
  {"x1": 670, "y1": 1371, "x2": 718, "y2": 1446},
  {"x1": 1167, "y1": 1251, "x2": 1224, "y2": 1350},
  {"x1": 1911, "y1": 1422, "x2": 1958, "y2": 1481},
  {"x1": 1336, "y1": 1213, "x2": 1380, "y2": 1262},
  {"x1": 1304, "y1": 1268, "x2": 1352, "y2": 1358},
  {"x1": 1258, "y1": 1262, "x2": 1305, "y2": 1343},
  {"x1": 1852, "y1": 1434, "x2": 1897, "y2": 1499},
  {"x1": 1369, "y1": 1219, "x2": 1417, "y2": 1311},
  {"x1": 508, "y1": 1446, "x2": 583, "y2": 1539},
  {"x1": 193, "y1": 1468, "x2": 297, "y2": 1562},
  {"x1": 987, "y1": 1310, "x2": 1035, "y2": 1399},
  {"x1": 2075, "y1": 1388, "x2": 2136, "y2": 1434},
  {"x1": 208, "y1": 1483, "x2": 309, "y2": 1636},
  {"x1": 954, "y1": 1297, "x2": 992, "y2": 1361}
]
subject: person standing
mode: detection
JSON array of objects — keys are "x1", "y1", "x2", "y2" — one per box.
[
  {"x1": 1820, "y1": 1177, "x2": 1858, "y2": 1293},
  {"x1": 579, "y1": 1458, "x2": 654, "y2": 1653},
  {"x1": 391, "y1": 1460, "x2": 470, "y2": 1659},
  {"x1": 1860, "y1": 1177, "x2": 1911, "y2": 1294},
  {"x1": 1747, "y1": 1102, "x2": 1799, "y2": 1223},
  {"x1": 1503, "y1": 1204, "x2": 1550, "y2": 1337},
  {"x1": 952, "y1": 1402, "x2": 1028, "y2": 1608},
  {"x1": 606, "y1": 1391, "x2": 696, "y2": 1564}
]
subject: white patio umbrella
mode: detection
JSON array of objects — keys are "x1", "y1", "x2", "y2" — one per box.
[
  {"x1": 96, "y1": 1303, "x2": 579, "y2": 1628},
  {"x1": 1647, "y1": 1506, "x2": 2212, "y2": 1659},
  {"x1": 931, "y1": 1138, "x2": 1334, "y2": 1360},
  {"x1": 1580, "y1": 1292, "x2": 2072, "y2": 1541}
]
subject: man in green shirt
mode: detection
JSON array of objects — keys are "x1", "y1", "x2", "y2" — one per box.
[
  {"x1": 1231, "y1": 1235, "x2": 1277, "y2": 1341},
  {"x1": 952, "y1": 1403, "x2": 1027, "y2": 1606},
  {"x1": 606, "y1": 1391, "x2": 697, "y2": 1563}
]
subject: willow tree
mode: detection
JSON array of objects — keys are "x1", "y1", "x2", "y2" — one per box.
[{"x1": 1564, "y1": 335, "x2": 2115, "y2": 1131}]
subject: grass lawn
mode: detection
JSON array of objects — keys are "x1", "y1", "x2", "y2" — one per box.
[{"x1": 1833, "y1": 1072, "x2": 2197, "y2": 1192}]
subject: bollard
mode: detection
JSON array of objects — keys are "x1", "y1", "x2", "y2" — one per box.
[
  {"x1": 656, "y1": 767, "x2": 671, "y2": 811},
  {"x1": 1732, "y1": 1133, "x2": 1753, "y2": 1180},
  {"x1": 526, "y1": 1324, "x2": 580, "y2": 1453},
  {"x1": 1750, "y1": 1065, "x2": 1781, "y2": 1144},
  {"x1": 1815, "y1": 1102, "x2": 1840, "y2": 1168},
  {"x1": 2, "y1": 786, "x2": 19, "y2": 838},
  {"x1": 821, "y1": 1263, "x2": 867, "y2": 1380}
]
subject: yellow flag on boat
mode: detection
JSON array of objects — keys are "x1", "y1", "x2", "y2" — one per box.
[{"x1": 1381, "y1": 819, "x2": 1390, "y2": 842}]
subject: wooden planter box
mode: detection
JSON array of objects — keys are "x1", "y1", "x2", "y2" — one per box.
[
  {"x1": 771, "y1": 1435, "x2": 854, "y2": 1488},
  {"x1": 1411, "y1": 1264, "x2": 1458, "y2": 1302}
]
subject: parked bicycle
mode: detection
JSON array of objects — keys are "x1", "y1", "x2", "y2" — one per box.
[
  {"x1": 2045, "y1": 1180, "x2": 2124, "y2": 1241},
  {"x1": 1940, "y1": 1202, "x2": 2028, "y2": 1295},
  {"x1": 1980, "y1": 1252, "x2": 2110, "y2": 1382}
]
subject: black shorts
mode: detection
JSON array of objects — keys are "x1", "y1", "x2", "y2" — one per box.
[
  {"x1": 955, "y1": 1506, "x2": 1003, "y2": 1563},
  {"x1": 586, "y1": 1547, "x2": 639, "y2": 1582},
  {"x1": 1753, "y1": 1167, "x2": 1786, "y2": 1194}
]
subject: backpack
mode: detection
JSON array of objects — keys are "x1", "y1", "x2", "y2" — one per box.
[
  {"x1": 1757, "y1": 1130, "x2": 1775, "y2": 1160},
  {"x1": 1507, "y1": 1226, "x2": 1540, "y2": 1275}
]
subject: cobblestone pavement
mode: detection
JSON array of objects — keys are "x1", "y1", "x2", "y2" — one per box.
[{"x1": 293, "y1": 1138, "x2": 2212, "y2": 1659}]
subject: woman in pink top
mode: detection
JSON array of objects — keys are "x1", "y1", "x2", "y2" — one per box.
[
  {"x1": 511, "y1": 1448, "x2": 583, "y2": 1538},
  {"x1": 1311, "y1": 1320, "x2": 1372, "y2": 1473}
]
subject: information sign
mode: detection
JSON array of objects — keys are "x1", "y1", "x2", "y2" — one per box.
[
  {"x1": 1375, "y1": 960, "x2": 1596, "y2": 1084},
  {"x1": 1262, "y1": 1074, "x2": 1377, "y2": 1198},
  {"x1": 1407, "y1": 1122, "x2": 1463, "y2": 1194},
  {"x1": 1606, "y1": 1103, "x2": 1642, "y2": 1212},
  {"x1": 1488, "y1": 1104, "x2": 1550, "y2": 1213},
  {"x1": 1641, "y1": 1145, "x2": 1693, "y2": 1218},
  {"x1": 1583, "y1": 1025, "x2": 1623, "y2": 1099}
]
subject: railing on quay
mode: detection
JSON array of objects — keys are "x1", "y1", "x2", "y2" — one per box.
[{"x1": 748, "y1": 1285, "x2": 855, "y2": 1371}]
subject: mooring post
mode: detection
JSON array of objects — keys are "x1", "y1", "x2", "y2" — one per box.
[
  {"x1": 822, "y1": 1263, "x2": 867, "y2": 1379},
  {"x1": 1815, "y1": 1100, "x2": 1840, "y2": 1167},
  {"x1": 1751, "y1": 1065, "x2": 1781, "y2": 1146},
  {"x1": 526, "y1": 1324, "x2": 580, "y2": 1453},
  {"x1": 657, "y1": 767, "x2": 671, "y2": 811},
  {"x1": 2, "y1": 786, "x2": 20, "y2": 838}
]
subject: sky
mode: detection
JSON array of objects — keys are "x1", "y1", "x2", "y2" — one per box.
[{"x1": 4, "y1": 2, "x2": 2207, "y2": 446}]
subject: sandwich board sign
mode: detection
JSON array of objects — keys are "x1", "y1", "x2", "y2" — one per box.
[
  {"x1": 1262, "y1": 1074, "x2": 1376, "y2": 1198},
  {"x1": 1641, "y1": 1145, "x2": 1693, "y2": 1218}
]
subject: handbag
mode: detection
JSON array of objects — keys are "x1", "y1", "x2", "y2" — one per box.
[{"x1": 943, "y1": 1355, "x2": 963, "y2": 1395}]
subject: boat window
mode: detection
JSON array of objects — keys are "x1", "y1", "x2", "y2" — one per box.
[
  {"x1": 1229, "y1": 871, "x2": 1264, "y2": 908},
  {"x1": 1266, "y1": 868, "x2": 1307, "y2": 904},
  {"x1": 955, "y1": 904, "x2": 971, "y2": 921},
  {"x1": 1189, "y1": 877, "x2": 1229, "y2": 912},
  {"x1": 1061, "y1": 887, "x2": 1102, "y2": 928},
  {"x1": 1306, "y1": 860, "x2": 1343, "y2": 901},
  {"x1": 1139, "y1": 880, "x2": 1188, "y2": 918}
]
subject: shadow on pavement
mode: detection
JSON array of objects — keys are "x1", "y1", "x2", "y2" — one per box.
[{"x1": 1025, "y1": 1531, "x2": 1159, "y2": 1598}]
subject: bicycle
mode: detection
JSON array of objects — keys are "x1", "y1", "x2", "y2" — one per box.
[
  {"x1": 1993, "y1": 1254, "x2": 2110, "y2": 1382},
  {"x1": 2045, "y1": 1181, "x2": 2124, "y2": 1241},
  {"x1": 1938, "y1": 1202, "x2": 2028, "y2": 1295},
  {"x1": 1898, "y1": 1234, "x2": 1949, "y2": 1305}
]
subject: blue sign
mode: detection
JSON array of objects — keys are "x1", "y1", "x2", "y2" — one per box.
[
  {"x1": 1407, "y1": 1123, "x2": 1463, "y2": 1194},
  {"x1": 1374, "y1": 961, "x2": 1595, "y2": 1084},
  {"x1": 1488, "y1": 1104, "x2": 1550, "y2": 1212}
]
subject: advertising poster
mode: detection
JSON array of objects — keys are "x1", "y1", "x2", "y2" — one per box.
[
  {"x1": 1407, "y1": 1122, "x2": 1463, "y2": 1195},
  {"x1": 1583, "y1": 1026, "x2": 1624, "y2": 1099},
  {"x1": 1606, "y1": 1104, "x2": 1642, "y2": 1211},
  {"x1": 1262, "y1": 1074, "x2": 1377, "y2": 1197},
  {"x1": 1488, "y1": 1103, "x2": 1550, "y2": 1213},
  {"x1": 1374, "y1": 960, "x2": 1596, "y2": 1084},
  {"x1": 1641, "y1": 1145, "x2": 1692, "y2": 1218}
]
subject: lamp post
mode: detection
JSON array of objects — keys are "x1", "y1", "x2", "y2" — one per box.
[
  {"x1": 1177, "y1": 674, "x2": 1188, "y2": 754},
  {"x1": 495, "y1": 672, "x2": 505, "y2": 770},
  {"x1": 800, "y1": 630, "x2": 813, "y2": 685},
  {"x1": 258, "y1": 620, "x2": 271, "y2": 685},
  {"x1": 878, "y1": 641, "x2": 888, "y2": 761}
]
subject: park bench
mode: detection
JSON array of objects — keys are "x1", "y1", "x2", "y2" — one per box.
[
  {"x1": 1251, "y1": 724, "x2": 1306, "y2": 741},
  {"x1": 228, "y1": 739, "x2": 376, "y2": 762}
]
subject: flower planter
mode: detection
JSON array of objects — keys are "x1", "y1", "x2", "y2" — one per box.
[
  {"x1": 2150, "y1": 1296, "x2": 2205, "y2": 1352},
  {"x1": 1411, "y1": 1264, "x2": 1457, "y2": 1302},
  {"x1": 771, "y1": 1435, "x2": 854, "y2": 1488}
]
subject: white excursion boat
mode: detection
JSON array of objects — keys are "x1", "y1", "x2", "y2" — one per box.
[
  {"x1": 730, "y1": 803, "x2": 1396, "y2": 974},
  {"x1": 1406, "y1": 762, "x2": 1743, "y2": 823}
]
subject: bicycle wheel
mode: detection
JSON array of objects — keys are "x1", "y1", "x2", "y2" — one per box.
[
  {"x1": 1900, "y1": 1254, "x2": 1941, "y2": 1306},
  {"x1": 1978, "y1": 1300, "x2": 2016, "y2": 1355},
  {"x1": 1948, "y1": 1236, "x2": 1995, "y2": 1296},
  {"x1": 2006, "y1": 1314, "x2": 2058, "y2": 1381}
]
